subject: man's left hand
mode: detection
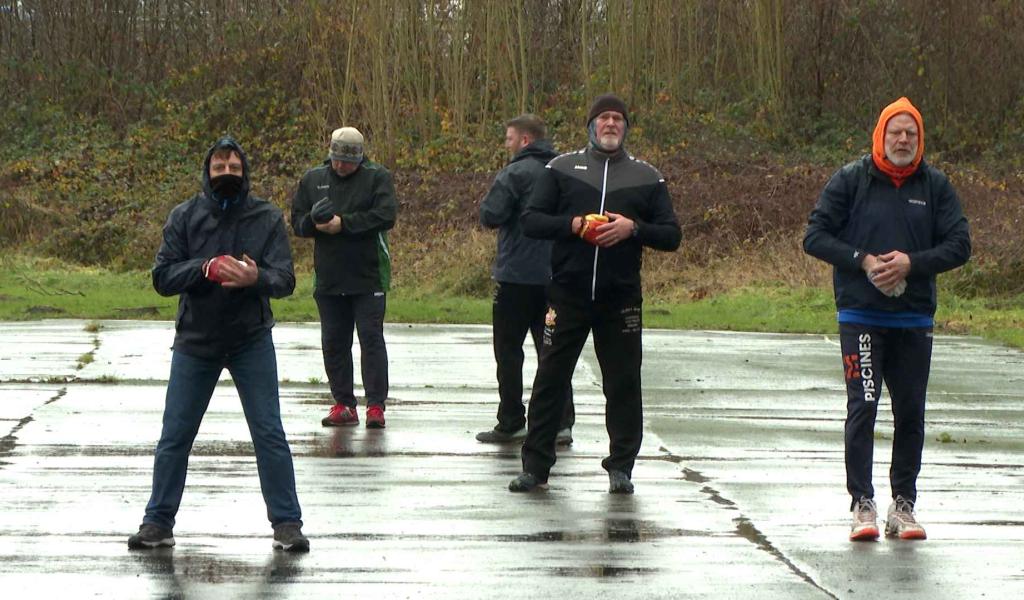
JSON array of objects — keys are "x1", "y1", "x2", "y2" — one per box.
[
  {"x1": 220, "y1": 254, "x2": 259, "y2": 288},
  {"x1": 594, "y1": 212, "x2": 635, "y2": 247},
  {"x1": 315, "y1": 215, "x2": 343, "y2": 235},
  {"x1": 869, "y1": 250, "x2": 911, "y2": 291}
]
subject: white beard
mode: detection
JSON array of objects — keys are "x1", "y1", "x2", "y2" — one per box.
[
  {"x1": 886, "y1": 147, "x2": 915, "y2": 167},
  {"x1": 598, "y1": 134, "x2": 621, "y2": 151}
]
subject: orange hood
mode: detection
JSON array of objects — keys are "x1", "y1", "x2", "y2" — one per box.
[{"x1": 871, "y1": 97, "x2": 924, "y2": 188}]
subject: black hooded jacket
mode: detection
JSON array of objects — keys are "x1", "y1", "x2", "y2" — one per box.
[
  {"x1": 803, "y1": 155, "x2": 971, "y2": 316},
  {"x1": 152, "y1": 138, "x2": 296, "y2": 359},
  {"x1": 479, "y1": 139, "x2": 558, "y2": 285}
]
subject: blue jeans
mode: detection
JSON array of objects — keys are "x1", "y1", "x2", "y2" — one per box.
[{"x1": 143, "y1": 331, "x2": 302, "y2": 529}]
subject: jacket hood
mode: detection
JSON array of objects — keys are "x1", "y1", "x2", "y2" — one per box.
[
  {"x1": 510, "y1": 139, "x2": 557, "y2": 164},
  {"x1": 202, "y1": 136, "x2": 252, "y2": 206},
  {"x1": 871, "y1": 97, "x2": 924, "y2": 187}
]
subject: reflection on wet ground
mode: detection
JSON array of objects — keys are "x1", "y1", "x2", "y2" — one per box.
[{"x1": 0, "y1": 322, "x2": 1022, "y2": 598}]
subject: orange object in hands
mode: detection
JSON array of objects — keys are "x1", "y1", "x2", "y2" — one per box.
[{"x1": 578, "y1": 213, "x2": 609, "y2": 245}]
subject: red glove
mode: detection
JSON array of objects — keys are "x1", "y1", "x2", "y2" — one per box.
[
  {"x1": 203, "y1": 255, "x2": 245, "y2": 283},
  {"x1": 578, "y1": 213, "x2": 609, "y2": 245}
]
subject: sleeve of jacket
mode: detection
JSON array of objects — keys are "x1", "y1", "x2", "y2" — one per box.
[
  {"x1": 521, "y1": 166, "x2": 575, "y2": 239},
  {"x1": 635, "y1": 181, "x2": 681, "y2": 251},
  {"x1": 479, "y1": 168, "x2": 517, "y2": 228},
  {"x1": 252, "y1": 212, "x2": 296, "y2": 299},
  {"x1": 803, "y1": 167, "x2": 865, "y2": 271},
  {"x1": 908, "y1": 174, "x2": 972, "y2": 276},
  {"x1": 290, "y1": 176, "x2": 317, "y2": 238},
  {"x1": 339, "y1": 169, "x2": 398, "y2": 235},
  {"x1": 152, "y1": 203, "x2": 214, "y2": 297}
]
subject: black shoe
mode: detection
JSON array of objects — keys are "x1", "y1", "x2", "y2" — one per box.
[
  {"x1": 508, "y1": 472, "x2": 548, "y2": 492},
  {"x1": 127, "y1": 523, "x2": 175, "y2": 549},
  {"x1": 476, "y1": 427, "x2": 526, "y2": 443},
  {"x1": 272, "y1": 522, "x2": 310, "y2": 552},
  {"x1": 608, "y1": 470, "x2": 634, "y2": 494}
]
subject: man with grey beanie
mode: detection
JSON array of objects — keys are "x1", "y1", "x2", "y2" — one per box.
[
  {"x1": 509, "y1": 94, "x2": 681, "y2": 494},
  {"x1": 291, "y1": 127, "x2": 398, "y2": 429}
]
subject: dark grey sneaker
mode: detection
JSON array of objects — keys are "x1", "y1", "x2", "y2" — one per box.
[
  {"x1": 476, "y1": 427, "x2": 526, "y2": 443},
  {"x1": 555, "y1": 428, "x2": 573, "y2": 446},
  {"x1": 272, "y1": 522, "x2": 310, "y2": 552},
  {"x1": 608, "y1": 470, "x2": 634, "y2": 494},
  {"x1": 127, "y1": 523, "x2": 175, "y2": 549},
  {"x1": 508, "y1": 472, "x2": 548, "y2": 492}
]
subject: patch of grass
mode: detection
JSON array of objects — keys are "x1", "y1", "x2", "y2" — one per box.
[
  {"x1": 307, "y1": 377, "x2": 322, "y2": 385},
  {"x1": 644, "y1": 285, "x2": 835, "y2": 333},
  {"x1": 0, "y1": 255, "x2": 175, "y2": 320},
  {"x1": 83, "y1": 321, "x2": 101, "y2": 333},
  {"x1": 1, "y1": 255, "x2": 1023, "y2": 350}
]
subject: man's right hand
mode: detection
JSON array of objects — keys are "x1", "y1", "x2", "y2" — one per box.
[{"x1": 315, "y1": 215, "x2": 343, "y2": 234}]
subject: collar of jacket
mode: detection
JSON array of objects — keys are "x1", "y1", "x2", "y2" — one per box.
[
  {"x1": 510, "y1": 139, "x2": 557, "y2": 164},
  {"x1": 587, "y1": 145, "x2": 627, "y2": 162},
  {"x1": 865, "y1": 154, "x2": 926, "y2": 186},
  {"x1": 201, "y1": 191, "x2": 253, "y2": 217}
]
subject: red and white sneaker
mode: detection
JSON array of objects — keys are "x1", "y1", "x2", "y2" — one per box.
[
  {"x1": 886, "y1": 496, "x2": 927, "y2": 540},
  {"x1": 366, "y1": 405, "x2": 386, "y2": 429},
  {"x1": 322, "y1": 404, "x2": 358, "y2": 427},
  {"x1": 850, "y1": 497, "x2": 880, "y2": 541}
]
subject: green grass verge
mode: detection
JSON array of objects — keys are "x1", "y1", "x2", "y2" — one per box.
[{"x1": 1, "y1": 256, "x2": 1021, "y2": 348}]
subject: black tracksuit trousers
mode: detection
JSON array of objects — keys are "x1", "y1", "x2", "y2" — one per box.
[
  {"x1": 492, "y1": 281, "x2": 575, "y2": 433},
  {"x1": 521, "y1": 289, "x2": 643, "y2": 481},
  {"x1": 315, "y1": 293, "x2": 389, "y2": 409},
  {"x1": 839, "y1": 323, "x2": 933, "y2": 508}
]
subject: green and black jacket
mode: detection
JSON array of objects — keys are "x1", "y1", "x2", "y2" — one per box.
[{"x1": 291, "y1": 157, "x2": 397, "y2": 295}]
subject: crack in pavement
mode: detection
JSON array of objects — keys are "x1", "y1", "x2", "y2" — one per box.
[
  {"x1": 660, "y1": 445, "x2": 839, "y2": 599},
  {"x1": 0, "y1": 387, "x2": 67, "y2": 468}
]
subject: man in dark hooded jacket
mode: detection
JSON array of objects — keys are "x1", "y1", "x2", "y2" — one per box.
[
  {"x1": 128, "y1": 137, "x2": 308, "y2": 552},
  {"x1": 475, "y1": 114, "x2": 575, "y2": 445},
  {"x1": 804, "y1": 97, "x2": 971, "y2": 542}
]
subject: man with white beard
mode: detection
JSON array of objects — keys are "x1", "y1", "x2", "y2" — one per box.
[
  {"x1": 804, "y1": 97, "x2": 971, "y2": 541},
  {"x1": 508, "y1": 94, "x2": 682, "y2": 495}
]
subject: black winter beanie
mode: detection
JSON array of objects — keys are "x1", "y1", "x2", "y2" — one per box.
[{"x1": 586, "y1": 94, "x2": 629, "y2": 125}]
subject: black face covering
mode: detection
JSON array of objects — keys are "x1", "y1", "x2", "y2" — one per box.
[{"x1": 210, "y1": 174, "x2": 243, "y2": 201}]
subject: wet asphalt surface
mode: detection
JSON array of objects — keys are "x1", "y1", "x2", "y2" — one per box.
[{"x1": 0, "y1": 320, "x2": 1022, "y2": 598}]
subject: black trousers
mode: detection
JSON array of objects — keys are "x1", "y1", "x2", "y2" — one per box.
[
  {"x1": 521, "y1": 288, "x2": 643, "y2": 481},
  {"x1": 839, "y1": 323, "x2": 933, "y2": 507},
  {"x1": 492, "y1": 281, "x2": 574, "y2": 432},
  {"x1": 315, "y1": 293, "x2": 389, "y2": 408}
]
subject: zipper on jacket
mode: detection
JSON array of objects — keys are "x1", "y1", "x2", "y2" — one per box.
[{"x1": 591, "y1": 157, "x2": 610, "y2": 301}]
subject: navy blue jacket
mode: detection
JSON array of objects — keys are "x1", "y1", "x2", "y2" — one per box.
[
  {"x1": 153, "y1": 139, "x2": 295, "y2": 359},
  {"x1": 803, "y1": 155, "x2": 971, "y2": 316},
  {"x1": 480, "y1": 139, "x2": 558, "y2": 285}
]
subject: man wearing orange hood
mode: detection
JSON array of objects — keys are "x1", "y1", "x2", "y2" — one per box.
[{"x1": 804, "y1": 97, "x2": 971, "y2": 542}]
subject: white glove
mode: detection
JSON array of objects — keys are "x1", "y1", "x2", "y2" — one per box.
[{"x1": 871, "y1": 276, "x2": 906, "y2": 298}]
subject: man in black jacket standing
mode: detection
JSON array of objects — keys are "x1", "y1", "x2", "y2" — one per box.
[
  {"x1": 476, "y1": 114, "x2": 575, "y2": 445},
  {"x1": 291, "y1": 127, "x2": 397, "y2": 429},
  {"x1": 129, "y1": 137, "x2": 308, "y2": 552},
  {"x1": 804, "y1": 97, "x2": 971, "y2": 542},
  {"x1": 508, "y1": 95, "x2": 682, "y2": 494}
]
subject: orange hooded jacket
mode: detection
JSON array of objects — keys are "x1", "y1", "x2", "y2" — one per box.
[{"x1": 871, "y1": 97, "x2": 924, "y2": 188}]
